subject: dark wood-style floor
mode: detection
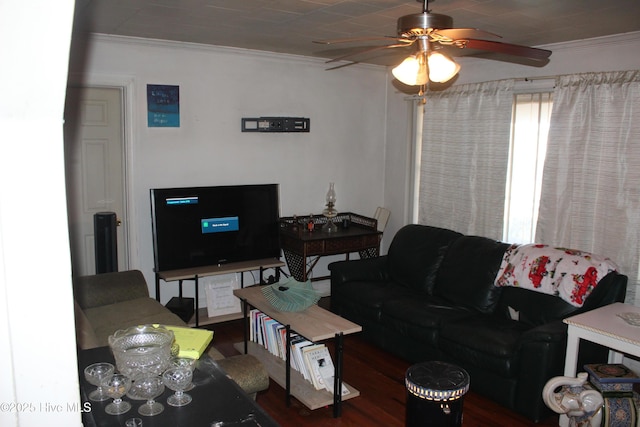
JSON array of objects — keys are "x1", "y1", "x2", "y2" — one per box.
[{"x1": 206, "y1": 312, "x2": 559, "y2": 427}]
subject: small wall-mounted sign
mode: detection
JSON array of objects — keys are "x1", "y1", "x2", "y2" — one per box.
[{"x1": 147, "y1": 84, "x2": 180, "y2": 127}]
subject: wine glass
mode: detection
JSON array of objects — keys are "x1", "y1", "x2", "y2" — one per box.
[
  {"x1": 136, "y1": 376, "x2": 165, "y2": 416},
  {"x1": 104, "y1": 373, "x2": 132, "y2": 415},
  {"x1": 84, "y1": 362, "x2": 115, "y2": 402},
  {"x1": 170, "y1": 357, "x2": 197, "y2": 390},
  {"x1": 162, "y1": 367, "x2": 193, "y2": 407}
]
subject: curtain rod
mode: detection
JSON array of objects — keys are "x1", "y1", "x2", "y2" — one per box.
[
  {"x1": 516, "y1": 76, "x2": 557, "y2": 82},
  {"x1": 403, "y1": 75, "x2": 557, "y2": 101}
]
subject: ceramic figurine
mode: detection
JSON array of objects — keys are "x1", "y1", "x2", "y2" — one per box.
[{"x1": 542, "y1": 372, "x2": 603, "y2": 427}]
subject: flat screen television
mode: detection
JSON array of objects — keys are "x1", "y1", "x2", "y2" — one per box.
[{"x1": 150, "y1": 184, "x2": 281, "y2": 272}]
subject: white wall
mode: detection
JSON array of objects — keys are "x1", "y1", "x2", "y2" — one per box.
[
  {"x1": 67, "y1": 35, "x2": 393, "y2": 301},
  {"x1": 0, "y1": 1, "x2": 82, "y2": 426}
]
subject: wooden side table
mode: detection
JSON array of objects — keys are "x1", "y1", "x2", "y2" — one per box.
[
  {"x1": 234, "y1": 285, "x2": 362, "y2": 417},
  {"x1": 279, "y1": 213, "x2": 382, "y2": 282},
  {"x1": 560, "y1": 302, "x2": 640, "y2": 426}
]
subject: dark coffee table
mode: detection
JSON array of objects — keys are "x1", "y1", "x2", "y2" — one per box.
[{"x1": 78, "y1": 346, "x2": 280, "y2": 427}]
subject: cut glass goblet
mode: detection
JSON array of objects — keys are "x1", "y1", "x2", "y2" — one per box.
[
  {"x1": 84, "y1": 362, "x2": 115, "y2": 402},
  {"x1": 136, "y1": 376, "x2": 165, "y2": 416},
  {"x1": 104, "y1": 373, "x2": 132, "y2": 415},
  {"x1": 170, "y1": 357, "x2": 197, "y2": 390},
  {"x1": 162, "y1": 367, "x2": 193, "y2": 407}
]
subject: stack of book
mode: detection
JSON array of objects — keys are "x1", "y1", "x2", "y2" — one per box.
[{"x1": 249, "y1": 309, "x2": 349, "y2": 395}]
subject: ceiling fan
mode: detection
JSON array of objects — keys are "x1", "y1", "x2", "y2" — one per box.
[{"x1": 314, "y1": 0, "x2": 552, "y2": 88}]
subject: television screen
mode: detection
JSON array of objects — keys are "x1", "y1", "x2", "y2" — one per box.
[{"x1": 150, "y1": 184, "x2": 281, "y2": 272}]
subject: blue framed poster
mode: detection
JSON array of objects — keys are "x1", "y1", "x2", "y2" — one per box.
[{"x1": 147, "y1": 84, "x2": 180, "y2": 127}]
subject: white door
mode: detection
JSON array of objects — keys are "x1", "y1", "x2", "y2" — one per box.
[{"x1": 64, "y1": 87, "x2": 128, "y2": 276}]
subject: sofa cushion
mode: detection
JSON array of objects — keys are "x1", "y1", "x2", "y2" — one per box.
[
  {"x1": 381, "y1": 296, "x2": 473, "y2": 346},
  {"x1": 580, "y1": 271, "x2": 628, "y2": 311},
  {"x1": 387, "y1": 225, "x2": 462, "y2": 294},
  {"x1": 332, "y1": 281, "x2": 415, "y2": 322},
  {"x1": 495, "y1": 287, "x2": 577, "y2": 327},
  {"x1": 85, "y1": 297, "x2": 187, "y2": 346},
  {"x1": 434, "y1": 236, "x2": 509, "y2": 313},
  {"x1": 439, "y1": 314, "x2": 529, "y2": 378},
  {"x1": 74, "y1": 269, "x2": 150, "y2": 309},
  {"x1": 495, "y1": 271, "x2": 628, "y2": 327}
]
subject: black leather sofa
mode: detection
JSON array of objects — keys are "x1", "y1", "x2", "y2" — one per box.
[{"x1": 329, "y1": 224, "x2": 627, "y2": 422}]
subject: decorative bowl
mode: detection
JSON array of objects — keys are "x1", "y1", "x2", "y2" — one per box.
[{"x1": 108, "y1": 324, "x2": 175, "y2": 380}]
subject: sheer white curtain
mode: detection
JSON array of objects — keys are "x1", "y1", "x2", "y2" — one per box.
[
  {"x1": 536, "y1": 70, "x2": 640, "y2": 303},
  {"x1": 419, "y1": 79, "x2": 514, "y2": 239},
  {"x1": 503, "y1": 93, "x2": 553, "y2": 244}
]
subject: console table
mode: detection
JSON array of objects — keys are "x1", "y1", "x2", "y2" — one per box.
[
  {"x1": 78, "y1": 346, "x2": 280, "y2": 427},
  {"x1": 155, "y1": 258, "x2": 284, "y2": 327},
  {"x1": 560, "y1": 302, "x2": 640, "y2": 427},
  {"x1": 279, "y1": 213, "x2": 382, "y2": 282},
  {"x1": 233, "y1": 285, "x2": 362, "y2": 417}
]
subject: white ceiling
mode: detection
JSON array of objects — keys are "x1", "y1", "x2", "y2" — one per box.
[{"x1": 72, "y1": 0, "x2": 640, "y2": 66}]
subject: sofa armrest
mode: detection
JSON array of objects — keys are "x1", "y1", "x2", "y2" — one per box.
[
  {"x1": 329, "y1": 256, "x2": 389, "y2": 287},
  {"x1": 74, "y1": 270, "x2": 150, "y2": 309},
  {"x1": 519, "y1": 320, "x2": 567, "y2": 344},
  {"x1": 515, "y1": 320, "x2": 569, "y2": 421},
  {"x1": 74, "y1": 300, "x2": 100, "y2": 350}
]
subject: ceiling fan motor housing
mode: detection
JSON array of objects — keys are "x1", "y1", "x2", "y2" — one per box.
[{"x1": 397, "y1": 13, "x2": 453, "y2": 37}]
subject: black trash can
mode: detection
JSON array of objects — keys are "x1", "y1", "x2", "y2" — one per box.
[{"x1": 405, "y1": 361, "x2": 470, "y2": 427}]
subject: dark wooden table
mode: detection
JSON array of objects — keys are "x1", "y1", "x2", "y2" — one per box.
[
  {"x1": 78, "y1": 346, "x2": 280, "y2": 427},
  {"x1": 279, "y1": 213, "x2": 382, "y2": 281}
]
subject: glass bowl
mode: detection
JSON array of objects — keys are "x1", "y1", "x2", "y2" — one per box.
[
  {"x1": 108, "y1": 324, "x2": 175, "y2": 380},
  {"x1": 618, "y1": 312, "x2": 640, "y2": 326}
]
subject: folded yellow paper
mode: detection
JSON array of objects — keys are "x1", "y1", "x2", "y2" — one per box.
[{"x1": 164, "y1": 325, "x2": 213, "y2": 359}]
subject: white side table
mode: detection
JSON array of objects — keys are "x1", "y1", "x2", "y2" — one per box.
[{"x1": 559, "y1": 302, "x2": 640, "y2": 426}]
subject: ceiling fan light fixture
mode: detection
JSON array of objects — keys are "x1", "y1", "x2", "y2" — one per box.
[
  {"x1": 392, "y1": 51, "x2": 458, "y2": 86},
  {"x1": 427, "y1": 51, "x2": 460, "y2": 83},
  {"x1": 392, "y1": 55, "x2": 428, "y2": 86}
]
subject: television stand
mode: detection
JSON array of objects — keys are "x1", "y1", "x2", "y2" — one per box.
[{"x1": 155, "y1": 257, "x2": 284, "y2": 327}]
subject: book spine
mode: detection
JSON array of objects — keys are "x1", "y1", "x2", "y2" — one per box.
[{"x1": 249, "y1": 309, "x2": 342, "y2": 389}]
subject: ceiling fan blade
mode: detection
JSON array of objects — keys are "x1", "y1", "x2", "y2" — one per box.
[
  {"x1": 314, "y1": 36, "x2": 404, "y2": 45},
  {"x1": 325, "y1": 43, "x2": 413, "y2": 64},
  {"x1": 434, "y1": 28, "x2": 501, "y2": 41},
  {"x1": 463, "y1": 39, "x2": 551, "y2": 61},
  {"x1": 326, "y1": 61, "x2": 361, "y2": 71}
]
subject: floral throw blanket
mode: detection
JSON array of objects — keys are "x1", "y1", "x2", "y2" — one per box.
[{"x1": 494, "y1": 244, "x2": 618, "y2": 307}]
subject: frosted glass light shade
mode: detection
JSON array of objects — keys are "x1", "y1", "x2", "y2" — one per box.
[
  {"x1": 392, "y1": 51, "x2": 460, "y2": 85},
  {"x1": 392, "y1": 56, "x2": 428, "y2": 86},
  {"x1": 427, "y1": 52, "x2": 460, "y2": 83}
]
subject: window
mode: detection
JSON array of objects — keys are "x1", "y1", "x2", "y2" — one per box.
[{"x1": 503, "y1": 93, "x2": 553, "y2": 244}]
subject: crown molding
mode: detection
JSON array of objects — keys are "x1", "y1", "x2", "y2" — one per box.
[
  {"x1": 540, "y1": 30, "x2": 640, "y2": 52},
  {"x1": 76, "y1": 33, "x2": 384, "y2": 71}
]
